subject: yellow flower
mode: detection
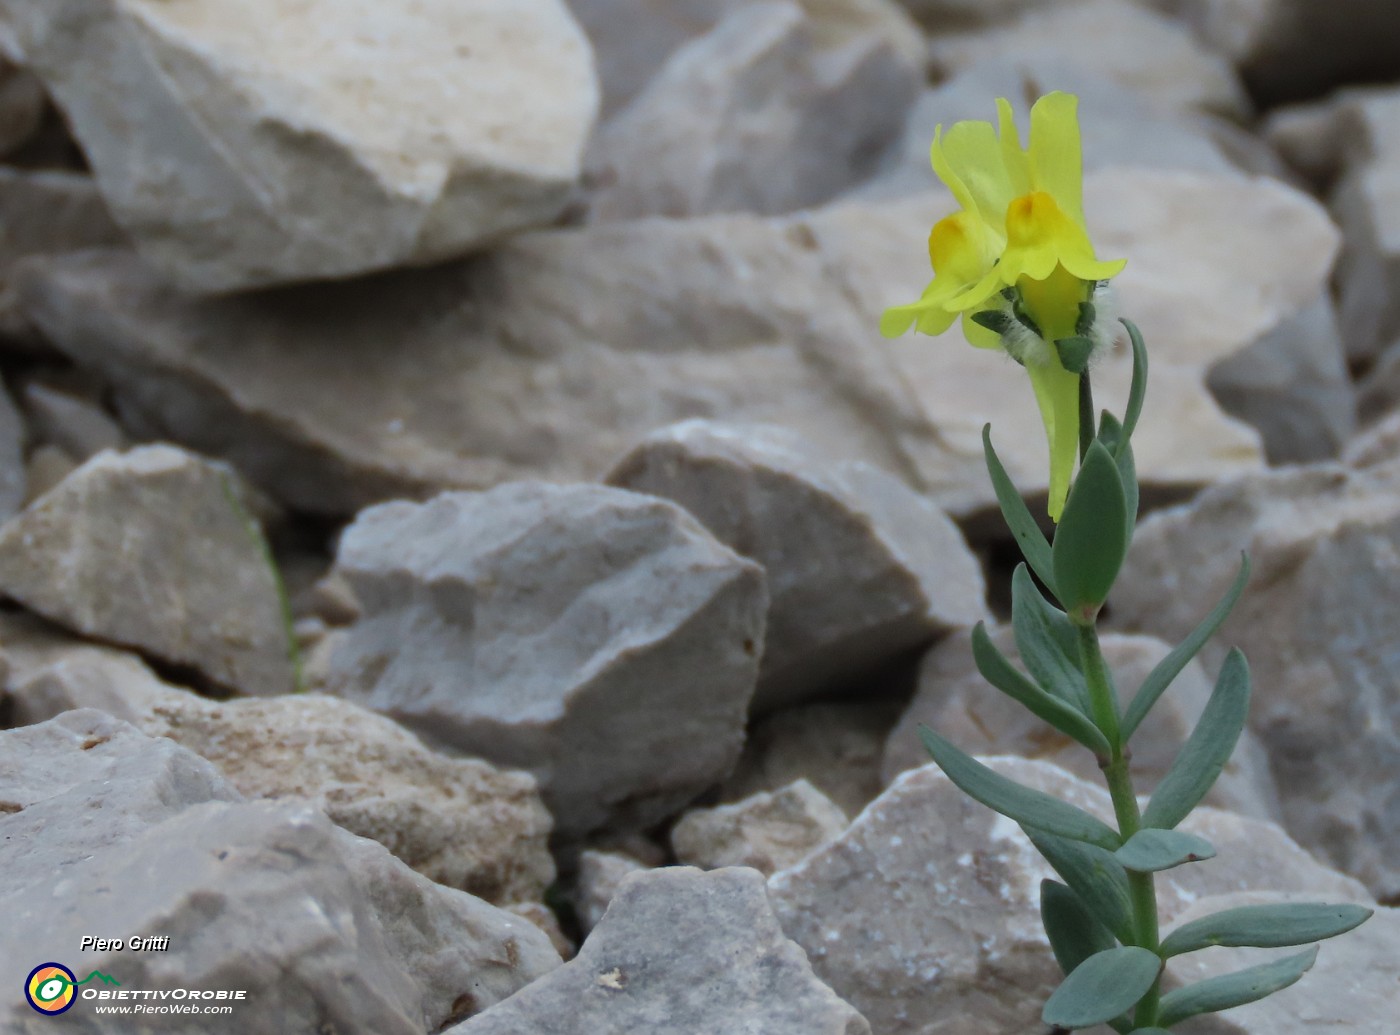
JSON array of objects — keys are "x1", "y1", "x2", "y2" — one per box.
[{"x1": 880, "y1": 92, "x2": 1126, "y2": 521}]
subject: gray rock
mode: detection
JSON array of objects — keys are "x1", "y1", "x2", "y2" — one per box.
[
  {"x1": 671, "y1": 779, "x2": 849, "y2": 876},
  {"x1": 12, "y1": 229, "x2": 945, "y2": 515},
  {"x1": 0, "y1": 373, "x2": 24, "y2": 521},
  {"x1": 0, "y1": 610, "x2": 190, "y2": 726},
  {"x1": 0, "y1": 709, "x2": 240, "y2": 869},
  {"x1": 1, "y1": 0, "x2": 599, "y2": 291},
  {"x1": 0, "y1": 169, "x2": 124, "y2": 350},
  {"x1": 1163, "y1": 892, "x2": 1394, "y2": 1034},
  {"x1": 1, "y1": 797, "x2": 562, "y2": 1034},
  {"x1": 14, "y1": 166, "x2": 1324, "y2": 523},
  {"x1": 1333, "y1": 159, "x2": 1400, "y2": 363},
  {"x1": 720, "y1": 698, "x2": 903, "y2": 818},
  {"x1": 767, "y1": 757, "x2": 1367, "y2": 1035},
  {"x1": 1206, "y1": 292, "x2": 1356, "y2": 463},
  {"x1": 608, "y1": 420, "x2": 986, "y2": 711},
  {"x1": 883, "y1": 629, "x2": 1280, "y2": 820},
  {"x1": 445, "y1": 866, "x2": 871, "y2": 1035},
  {"x1": 1357, "y1": 338, "x2": 1400, "y2": 426},
  {"x1": 323, "y1": 483, "x2": 767, "y2": 837},
  {"x1": 568, "y1": 0, "x2": 922, "y2": 117},
  {"x1": 586, "y1": 2, "x2": 917, "y2": 220},
  {"x1": 1156, "y1": 0, "x2": 1400, "y2": 105},
  {"x1": 0, "y1": 171, "x2": 120, "y2": 267},
  {"x1": 0, "y1": 444, "x2": 296, "y2": 695},
  {"x1": 572, "y1": 850, "x2": 651, "y2": 935},
  {"x1": 1112, "y1": 460, "x2": 1400, "y2": 899},
  {"x1": 20, "y1": 379, "x2": 127, "y2": 461},
  {"x1": 1348, "y1": 403, "x2": 1400, "y2": 468},
  {"x1": 21, "y1": 443, "x2": 74, "y2": 504},
  {"x1": 135, "y1": 692, "x2": 556, "y2": 905},
  {"x1": 0, "y1": 623, "x2": 554, "y2": 903},
  {"x1": 0, "y1": 59, "x2": 44, "y2": 156},
  {"x1": 927, "y1": 0, "x2": 1250, "y2": 118}
]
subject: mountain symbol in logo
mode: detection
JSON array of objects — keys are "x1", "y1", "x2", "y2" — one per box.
[{"x1": 74, "y1": 971, "x2": 120, "y2": 988}]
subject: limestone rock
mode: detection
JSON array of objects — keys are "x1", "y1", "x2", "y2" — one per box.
[
  {"x1": 720, "y1": 698, "x2": 903, "y2": 817},
  {"x1": 13, "y1": 228, "x2": 945, "y2": 515},
  {"x1": 20, "y1": 444, "x2": 72, "y2": 504},
  {"x1": 1155, "y1": 0, "x2": 1400, "y2": 105},
  {"x1": 16, "y1": 166, "x2": 1325, "y2": 522},
  {"x1": 20, "y1": 379, "x2": 127, "y2": 461},
  {"x1": 573, "y1": 850, "x2": 651, "y2": 935},
  {"x1": 608, "y1": 420, "x2": 986, "y2": 710},
  {"x1": 0, "y1": 445, "x2": 295, "y2": 695},
  {"x1": 569, "y1": 0, "x2": 922, "y2": 117},
  {"x1": 507, "y1": 901, "x2": 576, "y2": 961},
  {"x1": 1, "y1": 796, "x2": 562, "y2": 1034},
  {"x1": 586, "y1": 2, "x2": 917, "y2": 220},
  {"x1": 0, "y1": 59, "x2": 44, "y2": 156},
  {"x1": 1163, "y1": 892, "x2": 1395, "y2": 1034},
  {"x1": 0, "y1": 0, "x2": 599, "y2": 292},
  {"x1": 445, "y1": 867, "x2": 872, "y2": 1035},
  {"x1": 136, "y1": 693, "x2": 556, "y2": 905},
  {"x1": 891, "y1": 0, "x2": 1047, "y2": 30},
  {"x1": 323, "y1": 483, "x2": 767, "y2": 837},
  {"x1": 883, "y1": 629, "x2": 1280, "y2": 820},
  {"x1": 0, "y1": 709, "x2": 240, "y2": 863},
  {"x1": 0, "y1": 171, "x2": 124, "y2": 260},
  {"x1": 1112, "y1": 460, "x2": 1400, "y2": 899},
  {"x1": 671, "y1": 779, "x2": 849, "y2": 876},
  {"x1": 0, "y1": 374, "x2": 24, "y2": 521},
  {"x1": 0, "y1": 169, "x2": 124, "y2": 347},
  {"x1": 1358, "y1": 339, "x2": 1400, "y2": 426},
  {"x1": 1346, "y1": 407, "x2": 1400, "y2": 469},
  {"x1": 1206, "y1": 293, "x2": 1356, "y2": 464},
  {"x1": 927, "y1": 0, "x2": 1250, "y2": 118},
  {"x1": 767, "y1": 757, "x2": 1367, "y2": 1035},
  {"x1": 1333, "y1": 160, "x2": 1400, "y2": 363},
  {"x1": 0, "y1": 611, "x2": 191, "y2": 726}
]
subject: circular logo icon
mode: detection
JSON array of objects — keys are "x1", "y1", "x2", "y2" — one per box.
[{"x1": 25, "y1": 963, "x2": 77, "y2": 1015}]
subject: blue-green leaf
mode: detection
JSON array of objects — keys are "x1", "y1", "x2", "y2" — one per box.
[
  {"x1": 1119, "y1": 318, "x2": 1148, "y2": 452},
  {"x1": 1141, "y1": 649, "x2": 1251, "y2": 830},
  {"x1": 1122, "y1": 555, "x2": 1251, "y2": 740},
  {"x1": 1051, "y1": 440, "x2": 1128, "y2": 618},
  {"x1": 1127, "y1": 1029, "x2": 1174, "y2": 1034},
  {"x1": 1099, "y1": 411, "x2": 1139, "y2": 540},
  {"x1": 983, "y1": 425, "x2": 1058, "y2": 600},
  {"x1": 1025, "y1": 827, "x2": 1135, "y2": 944},
  {"x1": 1157, "y1": 947, "x2": 1317, "y2": 1027},
  {"x1": 1041, "y1": 880, "x2": 1117, "y2": 977},
  {"x1": 1115, "y1": 829, "x2": 1216, "y2": 873},
  {"x1": 918, "y1": 727, "x2": 1121, "y2": 849},
  {"x1": 1160, "y1": 903, "x2": 1372, "y2": 958},
  {"x1": 1043, "y1": 946, "x2": 1162, "y2": 1029},
  {"x1": 973, "y1": 622, "x2": 1108, "y2": 754},
  {"x1": 1010, "y1": 564, "x2": 1091, "y2": 713}
]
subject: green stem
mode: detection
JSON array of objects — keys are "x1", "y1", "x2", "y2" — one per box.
[
  {"x1": 1079, "y1": 622, "x2": 1161, "y2": 1028},
  {"x1": 1078, "y1": 372, "x2": 1095, "y2": 462}
]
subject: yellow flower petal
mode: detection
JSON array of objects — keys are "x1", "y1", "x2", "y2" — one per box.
[
  {"x1": 1028, "y1": 92, "x2": 1085, "y2": 229},
  {"x1": 996, "y1": 97, "x2": 1032, "y2": 199},
  {"x1": 1024, "y1": 354, "x2": 1081, "y2": 522},
  {"x1": 933, "y1": 119, "x2": 1017, "y2": 243},
  {"x1": 880, "y1": 212, "x2": 998, "y2": 338}
]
